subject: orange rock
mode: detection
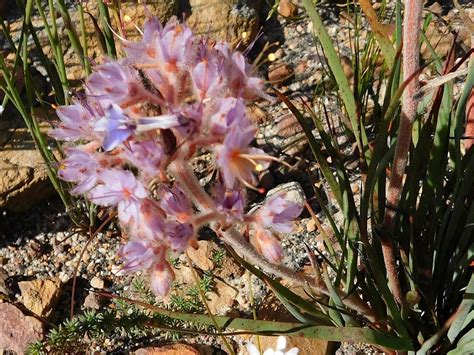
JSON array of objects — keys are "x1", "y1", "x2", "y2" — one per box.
[
  {"x1": 133, "y1": 344, "x2": 199, "y2": 355},
  {"x1": 268, "y1": 64, "x2": 294, "y2": 83},
  {"x1": 278, "y1": 0, "x2": 298, "y2": 18}
]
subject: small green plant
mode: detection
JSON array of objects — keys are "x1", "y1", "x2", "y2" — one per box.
[{"x1": 211, "y1": 248, "x2": 226, "y2": 268}]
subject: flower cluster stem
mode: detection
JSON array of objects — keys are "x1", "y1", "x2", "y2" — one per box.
[
  {"x1": 382, "y1": 0, "x2": 423, "y2": 305},
  {"x1": 169, "y1": 160, "x2": 216, "y2": 212},
  {"x1": 219, "y1": 225, "x2": 377, "y2": 323}
]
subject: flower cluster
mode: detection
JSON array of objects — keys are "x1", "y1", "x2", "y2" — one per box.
[{"x1": 51, "y1": 17, "x2": 303, "y2": 296}]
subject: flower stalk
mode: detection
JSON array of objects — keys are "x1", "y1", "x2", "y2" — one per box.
[{"x1": 382, "y1": 0, "x2": 423, "y2": 305}]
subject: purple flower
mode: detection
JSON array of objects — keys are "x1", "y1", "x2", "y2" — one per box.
[
  {"x1": 208, "y1": 97, "x2": 248, "y2": 135},
  {"x1": 256, "y1": 194, "x2": 303, "y2": 233},
  {"x1": 157, "y1": 20, "x2": 193, "y2": 72},
  {"x1": 160, "y1": 185, "x2": 192, "y2": 223},
  {"x1": 214, "y1": 182, "x2": 245, "y2": 222},
  {"x1": 49, "y1": 103, "x2": 95, "y2": 141},
  {"x1": 118, "y1": 239, "x2": 158, "y2": 273},
  {"x1": 123, "y1": 16, "x2": 162, "y2": 63},
  {"x1": 122, "y1": 140, "x2": 163, "y2": 182},
  {"x1": 94, "y1": 104, "x2": 135, "y2": 151},
  {"x1": 165, "y1": 221, "x2": 194, "y2": 252},
  {"x1": 216, "y1": 125, "x2": 270, "y2": 188},
  {"x1": 192, "y1": 55, "x2": 222, "y2": 100},
  {"x1": 58, "y1": 147, "x2": 101, "y2": 194},
  {"x1": 87, "y1": 60, "x2": 145, "y2": 105},
  {"x1": 89, "y1": 169, "x2": 147, "y2": 224}
]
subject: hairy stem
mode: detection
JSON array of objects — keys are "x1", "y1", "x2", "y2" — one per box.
[
  {"x1": 382, "y1": 0, "x2": 423, "y2": 305},
  {"x1": 171, "y1": 161, "x2": 376, "y2": 322},
  {"x1": 220, "y1": 225, "x2": 377, "y2": 323},
  {"x1": 169, "y1": 160, "x2": 216, "y2": 212}
]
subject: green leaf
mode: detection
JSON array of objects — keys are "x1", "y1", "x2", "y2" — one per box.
[
  {"x1": 359, "y1": 0, "x2": 395, "y2": 69},
  {"x1": 302, "y1": 0, "x2": 363, "y2": 156},
  {"x1": 99, "y1": 293, "x2": 414, "y2": 351}
]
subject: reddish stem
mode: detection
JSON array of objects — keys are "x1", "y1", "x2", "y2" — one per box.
[{"x1": 382, "y1": 0, "x2": 423, "y2": 305}]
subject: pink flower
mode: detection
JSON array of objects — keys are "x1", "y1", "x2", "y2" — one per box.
[
  {"x1": 215, "y1": 44, "x2": 270, "y2": 100},
  {"x1": 256, "y1": 194, "x2": 303, "y2": 233},
  {"x1": 122, "y1": 140, "x2": 163, "y2": 182},
  {"x1": 87, "y1": 60, "x2": 145, "y2": 105},
  {"x1": 165, "y1": 221, "x2": 194, "y2": 252},
  {"x1": 58, "y1": 148, "x2": 101, "y2": 194},
  {"x1": 251, "y1": 229, "x2": 283, "y2": 263},
  {"x1": 118, "y1": 239, "x2": 158, "y2": 273},
  {"x1": 49, "y1": 103, "x2": 95, "y2": 141},
  {"x1": 89, "y1": 169, "x2": 147, "y2": 224},
  {"x1": 118, "y1": 237, "x2": 174, "y2": 297},
  {"x1": 214, "y1": 182, "x2": 246, "y2": 222},
  {"x1": 157, "y1": 20, "x2": 193, "y2": 72},
  {"x1": 150, "y1": 262, "x2": 175, "y2": 296},
  {"x1": 123, "y1": 16, "x2": 162, "y2": 63},
  {"x1": 208, "y1": 97, "x2": 248, "y2": 136},
  {"x1": 135, "y1": 199, "x2": 166, "y2": 240},
  {"x1": 192, "y1": 49, "x2": 222, "y2": 100},
  {"x1": 216, "y1": 125, "x2": 271, "y2": 188},
  {"x1": 160, "y1": 185, "x2": 192, "y2": 223}
]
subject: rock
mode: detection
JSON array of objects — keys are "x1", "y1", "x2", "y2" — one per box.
[
  {"x1": 0, "y1": 128, "x2": 54, "y2": 212},
  {"x1": 206, "y1": 280, "x2": 237, "y2": 314},
  {"x1": 268, "y1": 64, "x2": 294, "y2": 83},
  {"x1": 186, "y1": 0, "x2": 262, "y2": 48},
  {"x1": 420, "y1": 21, "x2": 455, "y2": 60},
  {"x1": 186, "y1": 240, "x2": 244, "y2": 279},
  {"x1": 295, "y1": 59, "x2": 309, "y2": 76},
  {"x1": 121, "y1": 1, "x2": 179, "y2": 27},
  {"x1": 278, "y1": 0, "x2": 298, "y2": 18},
  {"x1": 134, "y1": 344, "x2": 199, "y2": 355},
  {"x1": 306, "y1": 218, "x2": 316, "y2": 233},
  {"x1": 261, "y1": 112, "x2": 307, "y2": 156},
  {"x1": 266, "y1": 182, "x2": 306, "y2": 207},
  {"x1": 217, "y1": 255, "x2": 244, "y2": 279},
  {"x1": 18, "y1": 278, "x2": 62, "y2": 318},
  {"x1": 187, "y1": 240, "x2": 215, "y2": 271},
  {"x1": 90, "y1": 276, "x2": 105, "y2": 289},
  {"x1": 0, "y1": 303, "x2": 44, "y2": 353},
  {"x1": 83, "y1": 292, "x2": 103, "y2": 310},
  {"x1": 246, "y1": 104, "x2": 268, "y2": 124}
]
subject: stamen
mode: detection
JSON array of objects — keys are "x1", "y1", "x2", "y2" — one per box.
[
  {"x1": 106, "y1": 22, "x2": 128, "y2": 42},
  {"x1": 237, "y1": 175, "x2": 259, "y2": 192}
]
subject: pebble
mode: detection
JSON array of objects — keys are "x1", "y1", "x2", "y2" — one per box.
[
  {"x1": 268, "y1": 64, "x2": 294, "y2": 83},
  {"x1": 278, "y1": 0, "x2": 298, "y2": 18},
  {"x1": 90, "y1": 276, "x2": 105, "y2": 289}
]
